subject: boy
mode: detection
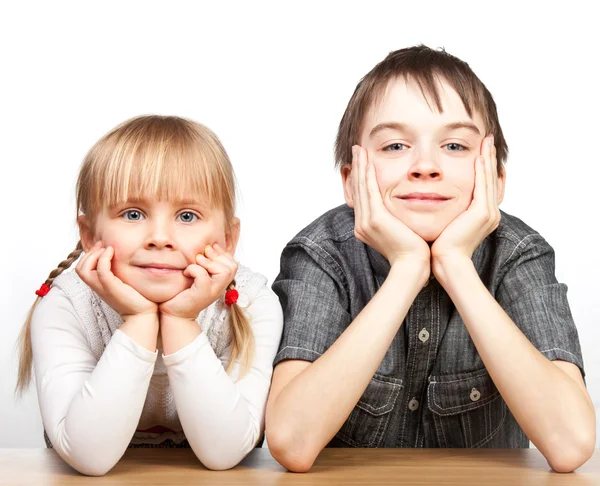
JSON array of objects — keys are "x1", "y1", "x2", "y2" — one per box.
[{"x1": 265, "y1": 46, "x2": 595, "y2": 473}]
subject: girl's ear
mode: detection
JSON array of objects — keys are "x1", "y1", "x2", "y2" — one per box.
[
  {"x1": 77, "y1": 215, "x2": 95, "y2": 252},
  {"x1": 226, "y1": 217, "x2": 241, "y2": 254}
]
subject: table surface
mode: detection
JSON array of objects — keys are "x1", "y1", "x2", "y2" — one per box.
[{"x1": 1, "y1": 448, "x2": 599, "y2": 485}]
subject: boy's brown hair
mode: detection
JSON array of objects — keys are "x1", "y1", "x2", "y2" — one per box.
[{"x1": 335, "y1": 45, "x2": 507, "y2": 176}]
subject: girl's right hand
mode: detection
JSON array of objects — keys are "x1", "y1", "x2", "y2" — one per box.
[
  {"x1": 351, "y1": 145, "x2": 431, "y2": 274},
  {"x1": 75, "y1": 242, "x2": 158, "y2": 318}
]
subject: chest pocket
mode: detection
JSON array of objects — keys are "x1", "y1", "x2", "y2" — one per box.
[
  {"x1": 428, "y1": 369, "x2": 507, "y2": 448},
  {"x1": 336, "y1": 374, "x2": 402, "y2": 447}
]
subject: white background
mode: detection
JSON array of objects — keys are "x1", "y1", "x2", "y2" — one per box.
[{"x1": 1, "y1": 1, "x2": 598, "y2": 448}]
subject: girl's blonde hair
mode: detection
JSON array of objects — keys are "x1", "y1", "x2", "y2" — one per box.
[{"x1": 16, "y1": 115, "x2": 254, "y2": 395}]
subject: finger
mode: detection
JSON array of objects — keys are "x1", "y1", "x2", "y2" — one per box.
[
  {"x1": 491, "y1": 140, "x2": 498, "y2": 205},
  {"x1": 204, "y1": 244, "x2": 218, "y2": 260},
  {"x1": 356, "y1": 146, "x2": 370, "y2": 226},
  {"x1": 205, "y1": 243, "x2": 238, "y2": 270},
  {"x1": 365, "y1": 154, "x2": 384, "y2": 209},
  {"x1": 183, "y1": 263, "x2": 209, "y2": 280},
  {"x1": 96, "y1": 246, "x2": 117, "y2": 288},
  {"x1": 485, "y1": 136, "x2": 496, "y2": 213},
  {"x1": 76, "y1": 248, "x2": 104, "y2": 290},
  {"x1": 75, "y1": 241, "x2": 101, "y2": 273},
  {"x1": 351, "y1": 145, "x2": 363, "y2": 219},
  {"x1": 472, "y1": 155, "x2": 487, "y2": 207},
  {"x1": 197, "y1": 254, "x2": 236, "y2": 279},
  {"x1": 211, "y1": 243, "x2": 228, "y2": 256}
]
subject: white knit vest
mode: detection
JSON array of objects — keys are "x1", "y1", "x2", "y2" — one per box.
[{"x1": 51, "y1": 264, "x2": 267, "y2": 445}]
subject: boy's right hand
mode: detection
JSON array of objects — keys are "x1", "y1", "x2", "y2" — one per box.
[
  {"x1": 351, "y1": 145, "x2": 431, "y2": 274},
  {"x1": 75, "y1": 242, "x2": 158, "y2": 318}
]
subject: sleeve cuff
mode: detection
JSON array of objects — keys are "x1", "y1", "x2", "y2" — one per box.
[
  {"x1": 540, "y1": 347, "x2": 585, "y2": 377},
  {"x1": 162, "y1": 332, "x2": 211, "y2": 366},
  {"x1": 112, "y1": 329, "x2": 158, "y2": 364},
  {"x1": 274, "y1": 345, "x2": 322, "y2": 366}
]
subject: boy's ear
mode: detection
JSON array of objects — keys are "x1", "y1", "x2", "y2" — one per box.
[
  {"x1": 225, "y1": 217, "x2": 241, "y2": 254},
  {"x1": 341, "y1": 165, "x2": 354, "y2": 208},
  {"x1": 77, "y1": 215, "x2": 95, "y2": 252},
  {"x1": 497, "y1": 164, "x2": 506, "y2": 205}
]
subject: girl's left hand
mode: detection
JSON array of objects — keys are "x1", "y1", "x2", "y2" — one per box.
[
  {"x1": 431, "y1": 136, "x2": 501, "y2": 274},
  {"x1": 159, "y1": 243, "x2": 238, "y2": 320}
]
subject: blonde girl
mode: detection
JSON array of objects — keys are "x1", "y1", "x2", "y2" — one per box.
[{"x1": 16, "y1": 115, "x2": 283, "y2": 475}]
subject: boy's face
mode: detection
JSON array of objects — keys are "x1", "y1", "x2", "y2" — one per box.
[
  {"x1": 79, "y1": 198, "x2": 239, "y2": 303},
  {"x1": 343, "y1": 76, "x2": 504, "y2": 242}
]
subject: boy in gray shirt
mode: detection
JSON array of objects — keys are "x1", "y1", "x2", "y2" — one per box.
[{"x1": 266, "y1": 45, "x2": 595, "y2": 473}]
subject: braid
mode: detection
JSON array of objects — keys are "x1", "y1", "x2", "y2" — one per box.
[
  {"x1": 45, "y1": 241, "x2": 84, "y2": 286},
  {"x1": 226, "y1": 279, "x2": 255, "y2": 379},
  {"x1": 15, "y1": 241, "x2": 84, "y2": 396}
]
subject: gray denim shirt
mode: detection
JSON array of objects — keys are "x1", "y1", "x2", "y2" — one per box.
[{"x1": 272, "y1": 204, "x2": 584, "y2": 448}]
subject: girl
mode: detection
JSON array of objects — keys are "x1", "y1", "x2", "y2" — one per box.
[{"x1": 16, "y1": 115, "x2": 283, "y2": 475}]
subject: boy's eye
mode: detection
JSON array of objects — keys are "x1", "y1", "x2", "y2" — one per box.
[
  {"x1": 383, "y1": 143, "x2": 407, "y2": 152},
  {"x1": 123, "y1": 210, "x2": 145, "y2": 221},
  {"x1": 177, "y1": 212, "x2": 198, "y2": 223},
  {"x1": 443, "y1": 143, "x2": 466, "y2": 152}
]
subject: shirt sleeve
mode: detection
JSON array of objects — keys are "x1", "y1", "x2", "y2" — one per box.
[
  {"x1": 496, "y1": 234, "x2": 585, "y2": 377},
  {"x1": 31, "y1": 288, "x2": 157, "y2": 476},
  {"x1": 272, "y1": 240, "x2": 352, "y2": 365},
  {"x1": 163, "y1": 285, "x2": 283, "y2": 470}
]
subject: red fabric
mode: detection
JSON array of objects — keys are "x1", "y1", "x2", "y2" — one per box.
[
  {"x1": 225, "y1": 288, "x2": 239, "y2": 306},
  {"x1": 35, "y1": 283, "x2": 51, "y2": 297}
]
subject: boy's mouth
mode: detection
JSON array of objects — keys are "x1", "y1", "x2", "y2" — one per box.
[{"x1": 399, "y1": 192, "x2": 450, "y2": 201}]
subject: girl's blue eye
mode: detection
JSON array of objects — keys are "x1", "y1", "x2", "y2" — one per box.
[
  {"x1": 384, "y1": 143, "x2": 407, "y2": 152},
  {"x1": 444, "y1": 143, "x2": 466, "y2": 152},
  {"x1": 123, "y1": 210, "x2": 144, "y2": 221},
  {"x1": 177, "y1": 212, "x2": 198, "y2": 223}
]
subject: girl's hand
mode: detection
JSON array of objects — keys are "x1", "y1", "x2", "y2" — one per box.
[
  {"x1": 159, "y1": 243, "x2": 238, "y2": 321},
  {"x1": 75, "y1": 242, "x2": 158, "y2": 318},
  {"x1": 431, "y1": 136, "x2": 501, "y2": 274},
  {"x1": 352, "y1": 145, "x2": 431, "y2": 271}
]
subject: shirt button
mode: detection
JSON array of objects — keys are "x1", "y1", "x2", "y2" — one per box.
[
  {"x1": 418, "y1": 328, "x2": 430, "y2": 343},
  {"x1": 470, "y1": 388, "x2": 481, "y2": 402},
  {"x1": 408, "y1": 398, "x2": 419, "y2": 411}
]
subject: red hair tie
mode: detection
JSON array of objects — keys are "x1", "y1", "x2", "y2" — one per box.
[
  {"x1": 225, "y1": 289, "x2": 239, "y2": 306},
  {"x1": 35, "y1": 283, "x2": 51, "y2": 297}
]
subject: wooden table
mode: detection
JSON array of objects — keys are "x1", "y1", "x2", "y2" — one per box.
[{"x1": 1, "y1": 448, "x2": 599, "y2": 485}]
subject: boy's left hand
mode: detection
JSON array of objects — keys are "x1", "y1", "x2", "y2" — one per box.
[
  {"x1": 431, "y1": 136, "x2": 501, "y2": 275},
  {"x1": 159, "y1": 243, "x2": 238, "y2": 321}
]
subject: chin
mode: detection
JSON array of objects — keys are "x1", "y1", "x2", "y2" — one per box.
[{"x1": 139, "y1": 283, "x2": 190, "y2": 303}]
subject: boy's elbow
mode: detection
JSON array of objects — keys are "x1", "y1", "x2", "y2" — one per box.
[
  {"x1": 546, "y1": 429, "x2": 596, "y2": 473},
  {"x1": 266, "y1": 426, "x2": 317, "y2": 473}
]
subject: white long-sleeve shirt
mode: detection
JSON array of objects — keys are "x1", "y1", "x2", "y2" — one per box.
[{"x1": 30, "y1": 266, "x2": 283, "y2": 475}]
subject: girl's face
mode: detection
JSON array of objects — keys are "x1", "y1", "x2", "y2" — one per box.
[{"x1": 79, "y1": 198, "x2": 239, "y2": 303}]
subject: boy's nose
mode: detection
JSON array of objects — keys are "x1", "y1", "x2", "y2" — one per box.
[{"x1": 408, "y1": 155, "x2": 442, "y2": 180}]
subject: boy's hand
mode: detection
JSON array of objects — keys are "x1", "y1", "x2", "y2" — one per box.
[
  {"x1": 76, "y1": 242, "x2": 158, "y2": 318},
  {"x1": 352, "y1": 145, "x2": 430, "y2": 271},
  {"x1": 159, "y1": 243, "x2": 237, "y2": 321},
  {"x1": 431, "y1": 136, "x2": 501, "y2": 274}
]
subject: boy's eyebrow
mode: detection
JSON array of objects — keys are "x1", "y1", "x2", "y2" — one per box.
[
  {"x1": 369, "y1": 122, "x2": 411, "y2": 138},
  {"x1": 443, "y1": 122, "x2": 481, "y2": 135},
  {"x1": 368, "y1": 121, "x2": 481, "y2": 138}
]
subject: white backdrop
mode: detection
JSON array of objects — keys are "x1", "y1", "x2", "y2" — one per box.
[{"x1": 1, "y1": 1, "x2": 598, "y2": 448}]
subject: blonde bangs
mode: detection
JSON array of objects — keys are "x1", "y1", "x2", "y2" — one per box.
[{"x1": 77, "y1": 116, "x2": 235, "y2": 222}]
